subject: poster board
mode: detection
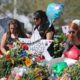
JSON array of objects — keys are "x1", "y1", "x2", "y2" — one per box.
[{"x1": 19, "y1": 38, "x2": 53, "y2": 61}]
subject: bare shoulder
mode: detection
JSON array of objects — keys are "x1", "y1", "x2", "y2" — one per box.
[
  {"x1": 1, "y1": 33, "x2": 7, "y2": 45},
  {"x1": 2, "y1": 33, "x2": 7, "y2": 39}
]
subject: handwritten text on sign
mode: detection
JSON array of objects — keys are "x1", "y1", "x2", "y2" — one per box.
[
  {"x1": 19, "y1": 38, "x2": 52, "y2": 54},
  {"x1": 19, "y1": 38, "x2": 53, "y2": 61}
]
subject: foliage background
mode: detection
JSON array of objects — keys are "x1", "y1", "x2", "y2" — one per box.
[{"x1": 0, "y1": 0, "x2": 80, "y2": 20}]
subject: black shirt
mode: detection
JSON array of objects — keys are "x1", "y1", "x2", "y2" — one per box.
[{"x1": 34, "y1": 22, "x2": 55, "y2": 39}]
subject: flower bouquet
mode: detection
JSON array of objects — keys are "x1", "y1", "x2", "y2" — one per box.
[
  {"x1": 0, "y1": 40, "x2": 50, "y2": 80},
  {"x1": 54, "y1": 33, "x2": 67, "y2": 58},
  {"x1": 59, "y1": 60, "x2": 80, "y2": 80}
]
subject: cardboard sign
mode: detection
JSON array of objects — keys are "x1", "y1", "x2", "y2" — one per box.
[
  {"x1": 19, "y1": 38, "x2": 53, "y2": 61},
  {"x1": 19, "y1": 29, "x2": 53, "y2": 61},
  {"x1": 30, "y1": 29, "x2": 41, "y2": 42},
  {"x1": 62, "y1": 25, "x2": 69, "y2": 35}
]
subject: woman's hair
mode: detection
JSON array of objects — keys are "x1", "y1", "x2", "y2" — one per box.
[
  {"x1": 69, "y1": 22, "x2": 80, "y2": 39},
  {"x1": 6, "y1": 19, "x2": 27, "y2": 41},
  {"x1": 34, "y1": 10, "x2": 48, "y2": 25},
  {"x1": 34, "y1": 10, "x2": 55, "y2": 38}
]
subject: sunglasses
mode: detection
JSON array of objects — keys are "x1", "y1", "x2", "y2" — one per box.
[
  {"x1": 68, "y1": 30, "x2": 76, "y2": 34},
  {"x1": 34, "y1": 17, "x2": 39, "y2": 20},
  {"x1": 10, "y1": 28, "x2": 16, "y2": 29}
]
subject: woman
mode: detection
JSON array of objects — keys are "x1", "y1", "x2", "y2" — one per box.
[
  {"x1": 1, "y1": 19, "x2": 27, "y2": 55},
  {"x1": 33, "y1": 10, "x2": 55, "y2": 40},
  {"x1": 63, "y1": 22, "x2": 80, "y2": 53},
  {"x1": 49, "y1": 22, "x2": 80, "y2": 72}
]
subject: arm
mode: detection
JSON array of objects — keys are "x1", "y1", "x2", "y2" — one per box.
[
  {"x1": 1, "y1": 33, "x2": 8, "y2": 55},
  {"x1": 46, "y1": 24, "x2": 55, "y2": 40},
  {"x1": 46, "y1": 31, "x2": 54, "y2": 40},
  {"x1": 60, "y1": 42, "x2": 66, "y2": 48},
  {"x1": 61, "y1": 40, "x2": 70, "y2": 57}
]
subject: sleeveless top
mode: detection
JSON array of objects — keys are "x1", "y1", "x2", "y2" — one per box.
[{"x1": 5, "y1": 36, "x2": 17, "y2": 50}]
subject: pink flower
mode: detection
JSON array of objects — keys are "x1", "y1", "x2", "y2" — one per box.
[{"x1": 36, "y1": 55, "x2": 45, "y2": 62}]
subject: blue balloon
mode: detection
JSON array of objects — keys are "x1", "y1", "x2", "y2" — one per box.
[{"x1": 46, "y1": 3, "x2": 64, "y2": 26}]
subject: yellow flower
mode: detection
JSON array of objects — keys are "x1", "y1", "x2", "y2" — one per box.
[
  {"x1": 6, "y1": 50, "x2": 10, "y2": 55},
  {"x1": 33, "y1": 68, "x2": 40, "y2": 75},
  {"x1": 10, "y1": 58, "x2": 14, "y2": 65},
  {"x1": 36, "y1": 77, "x2": 42, "y2": 80},
  {"x1": 25, "y1": 58, "x2": 32, "y2": 67},
  {"x1": 27, "y1": 52, "x2": 32, "y2": 55}
]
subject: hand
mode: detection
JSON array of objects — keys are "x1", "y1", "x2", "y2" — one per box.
[
  {"x1": 60, "y1": 43, "x2": 66, "y2": 48},
  {"x1": 7, "y1": 44, "x2": 14, "y2": 49}
]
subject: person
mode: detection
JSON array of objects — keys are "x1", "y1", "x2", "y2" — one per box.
[
  {"x1": 0, "y1": 19, "x2": 27, "y2": 55},
  {"x1": 62, "y1": 20, "x2": 80, "y2": 53},
  {"x1": 48, "y1": 21, "x2": 80, "y2": 72},
  {"x1": 60, "y1": 19, "x2": 80, "y2": 48},
  {"x1": 33, "y1": 10, "x2": 55, "y2": 40}
]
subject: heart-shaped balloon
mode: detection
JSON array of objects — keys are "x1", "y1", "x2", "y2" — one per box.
[
  {"x1": 64, "y1": 46, "x2": 80, "y2": 60},
  {"x1": 46, "y1": 3, "x2": 64, "y2": 26}
]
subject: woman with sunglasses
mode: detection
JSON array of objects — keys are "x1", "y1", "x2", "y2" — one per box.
[
  {"x1": 63, "y1": 22, "x2": 80, "y2": 53},
  {"x1": 33, "y1": 10, "x2": 55, "y2": 39},
  {"x1": 0, "y1": 19, "x2": 27, "y2": 55}
]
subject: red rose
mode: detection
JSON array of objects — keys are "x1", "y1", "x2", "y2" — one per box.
[
  {"x1": 22, "y1": 56, "x2": 26, "y2": 61},
  {"x1": 36, "y1": 55, "x2": 45, "y2": 62},
  {"x1": 22, "y1": 44, "x2": 29, "y2": 50},
  {"x1": 0, "y1": 51, "x2": 3, "y2": 55},
  {"x1": 5, "y1": 55, "x2": 11, "y2": 61}
]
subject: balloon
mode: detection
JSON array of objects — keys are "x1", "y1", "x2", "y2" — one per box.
[
  {"x1": 46, "y1": 3, "x2": 64, "y2": 26},
  {"x1": 52, "y1": 62, "x2": 68, "y2": 77},
  {"x1": 64, "y1": 46, "x2": 80, "y2": 60}
]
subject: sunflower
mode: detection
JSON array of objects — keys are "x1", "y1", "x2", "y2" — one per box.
[{"x1": 25, "y1": 58, "x2": 32, "y2": 67}]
